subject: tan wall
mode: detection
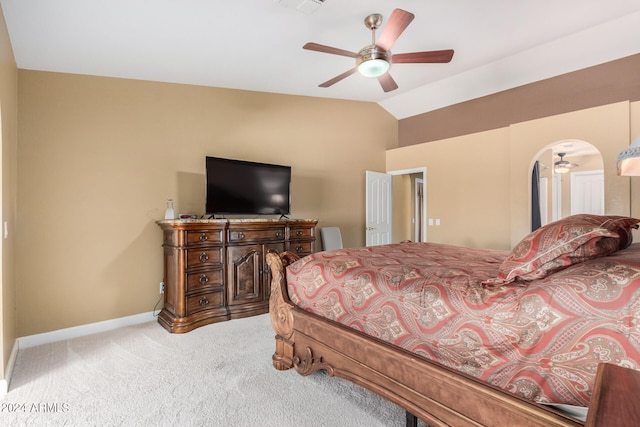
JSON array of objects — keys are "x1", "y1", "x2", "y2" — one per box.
[
  {"x1": 0, "y1": 6, "x2": 17, "y2": 381},
  {"x1": 17, "y1": 71, "x2": 397, "y2": 336},
  {"x1": 386, "y1": 102, "x2": 635, "y2": 251},
  {"x1": 387, "y1": 128, "x2": 512, "y2": 250}
]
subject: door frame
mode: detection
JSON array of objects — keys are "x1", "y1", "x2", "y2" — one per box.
[{"x1": 414, "y1": 177, "x2": 424, "y2": 241}]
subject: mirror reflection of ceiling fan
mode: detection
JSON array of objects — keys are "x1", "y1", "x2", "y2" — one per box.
[
  {"x1": 554, "y1": 152, "x2": 579, "y2": 174},
  {"x1": 303, "y1": 8, "x2": 454, "y2": 92}
]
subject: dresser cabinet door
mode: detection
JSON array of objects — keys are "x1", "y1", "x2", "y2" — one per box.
[
  {"x1": 226, "y1": 244, "x2": 262, "y2": 305},
  {"x1": 226, "y1": 242, "x2": 285, "y2": 305}
]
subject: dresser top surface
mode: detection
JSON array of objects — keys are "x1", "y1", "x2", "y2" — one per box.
[{"x1": 157, "y1": 218, "x2": 318, "y2": 226}]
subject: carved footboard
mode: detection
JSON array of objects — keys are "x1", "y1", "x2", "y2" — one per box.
[
  {"x1": 267, "y1": 251, "x2": 299, "y2": 371},
  {"x1": 265, "y1": 251, "x2": 635, "y2": 427}
]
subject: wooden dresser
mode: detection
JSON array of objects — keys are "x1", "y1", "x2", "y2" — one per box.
[{"x1": 156, "y1": 218, "x2": 317, "y2": 333}]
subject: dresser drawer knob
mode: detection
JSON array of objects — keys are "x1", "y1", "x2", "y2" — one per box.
[
  {"x1": 199, "y1": 296, "x2": 209, "y2": 306},
  {"x1": 275, "y1": 231, "x2": 283, "y2": 238},
  {"x1": 296, "y1": 230, "x2": 303, "y2": 236},
  {"x1": 296, "y1": 245, "x2": 303, "y2": 253},
  {"x1": 199, "y1": 233, "x2": 208, "y2": 241},
  {"x1": 199, "y1": 274, "x2": 209, "y2": 285},
  {"x1": 199, "y1": 252, "x2": 209, "y2": 263}
]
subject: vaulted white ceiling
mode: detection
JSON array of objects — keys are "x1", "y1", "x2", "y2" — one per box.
[{"x1": 2, "y1": 0, "x2": 640, "y2": 119}]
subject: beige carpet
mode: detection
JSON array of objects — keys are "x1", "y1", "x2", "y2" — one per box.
[{"x1": 1, "y1": 314, "x2": 424, "y2": 426}]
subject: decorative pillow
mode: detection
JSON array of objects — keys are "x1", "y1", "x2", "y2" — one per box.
[
  {"x1": 493, "y1": 217, "x2": 621, "y2": 284},
  {"x1": 561, "y1": 214, "x2": 639, "y2": 250}
]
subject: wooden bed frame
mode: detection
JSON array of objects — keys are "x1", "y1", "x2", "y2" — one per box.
[{"x1": 266, "y1": 251, "x2": 640, "y2": 427}]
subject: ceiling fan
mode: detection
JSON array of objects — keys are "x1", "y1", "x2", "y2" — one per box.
[
  {"x1": 554, "y1": 153, "x2": 579, "y2": 174},
  {"x1": 303, "y1": 8, "x2": 454, "y2": 93}
]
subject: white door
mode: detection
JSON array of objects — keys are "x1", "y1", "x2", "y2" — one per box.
[
  {"x1": 571, "y1": 170, "x2": 604, "y2": 215},
  {"x1": 365, "y1": 171, "x2": 392, "y2": 246}
]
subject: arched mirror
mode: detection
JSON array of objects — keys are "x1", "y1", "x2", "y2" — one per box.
[{"x1": 532, "y1": 140, "x2": 603, "y2": 230}]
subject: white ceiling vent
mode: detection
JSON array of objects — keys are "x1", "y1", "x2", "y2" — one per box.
[{"x1": 275, "y1": 0, "x2": 325, "y2": 15}]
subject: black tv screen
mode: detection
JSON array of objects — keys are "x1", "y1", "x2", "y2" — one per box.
[{"x1": 205, "y1": 156, "x2": 291, "y2": 215}]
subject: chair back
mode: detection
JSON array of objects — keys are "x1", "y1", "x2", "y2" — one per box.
[{"x1": 320, "y1": 227, "x2": 343, "y2": 251}]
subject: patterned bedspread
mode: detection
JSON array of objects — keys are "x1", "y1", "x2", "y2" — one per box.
[{"x1": 286, "y1": 241, "x2": 640, "y2": 406}]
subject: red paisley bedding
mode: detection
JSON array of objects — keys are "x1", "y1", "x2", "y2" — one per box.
[{"x1": 285, "y1": 241, "x2": 640, "y2": 406}]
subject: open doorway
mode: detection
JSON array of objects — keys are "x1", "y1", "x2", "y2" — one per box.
[
  {"x1": 365, "y1": 167, "x2": 427, "y2": 245},
  {"x1": 390, "y1": 167, "x2": 426, "y2": 243},
  {"x1": 532, "y1": 140, "x2": 603, "y2": 228}
]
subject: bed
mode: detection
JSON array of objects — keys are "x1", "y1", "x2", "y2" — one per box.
[{"x1": 266, "y1": 214, "x2": 640, "y2": 426}]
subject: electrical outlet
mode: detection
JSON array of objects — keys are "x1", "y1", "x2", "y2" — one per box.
[{"x1": 159, "y1": 281, "x2": 165, "y2": 294}]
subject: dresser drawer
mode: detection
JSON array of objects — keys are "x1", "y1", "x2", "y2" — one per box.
[
  {"x1": 186, "y1": 247, "x2": 223, "y2": 269},
  {"x1": 287, "y1": 241, "x2": 312, "y2": 256},
  {"x1": 186, "y1": 270, "x2": 223, "y2": 293},
  {"x1": 186, "y1": 290, "x2": 224, "y2": 315},
  {"x1": 289, "y1": 226, "x2": 313, "y2": 240},
  {"x1": 228, "y1": 227, "x2": 286, "y2": 243},
  {"x1": 185, "y1": 229, "x2": 224, "y2": 246}
]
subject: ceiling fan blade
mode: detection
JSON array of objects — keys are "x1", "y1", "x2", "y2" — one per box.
[
  {"x1": 303, "y1": 42, "x2": 359, "y2": 58},
  {"x1": 376, "y1": 9, "x2": 415, "y2": 51},
  {"x1": 377, "y1": 73, "x2": 398, "y2": 93},
  {"x1": 319, "y1": 68, "x2": 358, "y2": 88},
  {"x1": 392, "y1": 49, "x2": 454, "y2": 64}
]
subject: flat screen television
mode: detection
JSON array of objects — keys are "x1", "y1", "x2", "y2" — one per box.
[{"x1": 205, "y1": 156, "x2": 291, "y2": 216}]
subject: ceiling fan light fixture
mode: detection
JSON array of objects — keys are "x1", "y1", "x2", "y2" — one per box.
[
  {"x1": 357, "y1": 46, "x2": 390, "y2": 77},
  {"x1": 554, "y1": 152, "x2": 576, "y2": 174},
  {"x1": 554, "y1": 163, "x2": 570, "y2": 174},
  {"x1": 358, "y1": 59, "x2": 390, "y2": 77}
]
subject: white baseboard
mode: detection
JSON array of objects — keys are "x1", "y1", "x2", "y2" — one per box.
[
  {"x1": 17, "y1": 311, "x2": 157, "y2": 349},
  {"x1": 0, "y1": 339, "x2": 19, "y2": 398}
]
